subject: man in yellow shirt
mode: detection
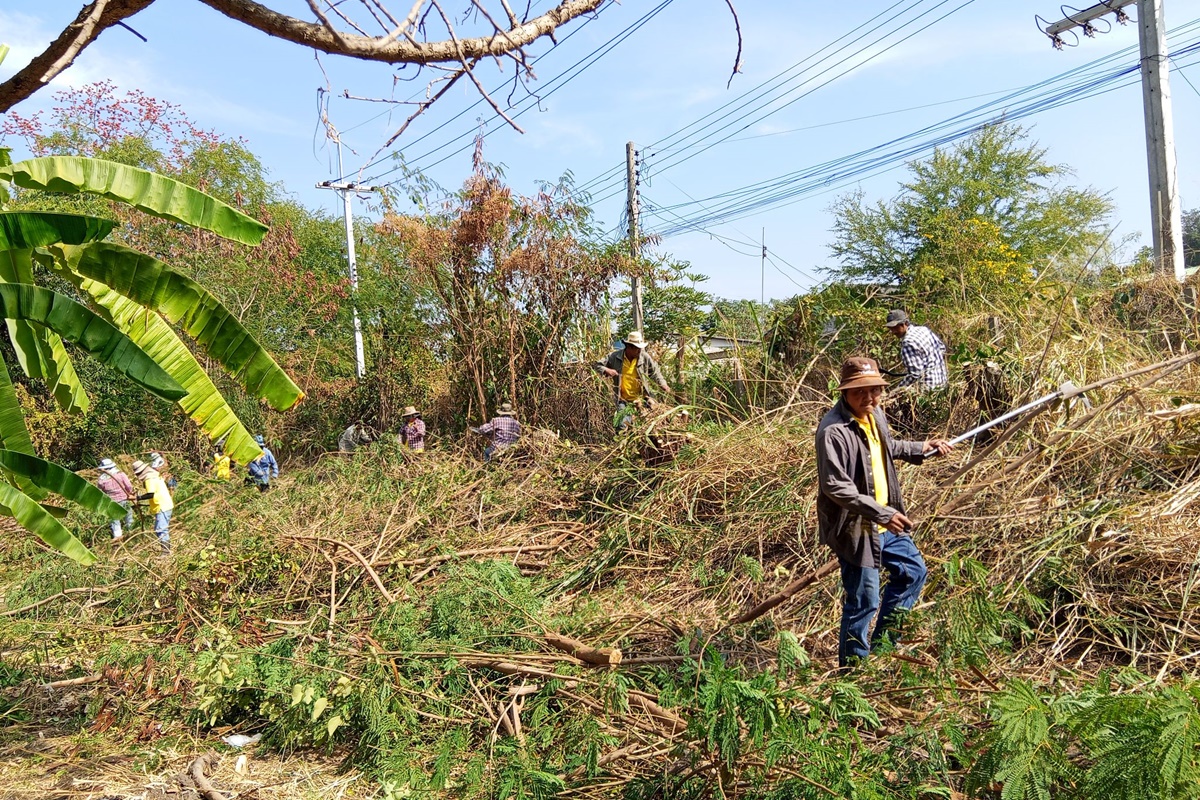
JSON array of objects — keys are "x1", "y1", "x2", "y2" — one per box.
[
  {"x1": 815, "y1": 357, "x2": 952, "y2": 667},
  {"x1": 134, "y1": 459, "x2": 175, "y2": 554},
  {"x1": 595, "y1": 330, "x2": 673, "y2": 430}
]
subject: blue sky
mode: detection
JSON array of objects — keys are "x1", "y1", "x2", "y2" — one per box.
[{"x1": 4, "y1": 0, "x2": 1200, "y2": 302}]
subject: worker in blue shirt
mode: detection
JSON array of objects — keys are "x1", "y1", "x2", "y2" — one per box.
[{"x1": 246, "y1": 434, "x2": 279, "y2": 492}]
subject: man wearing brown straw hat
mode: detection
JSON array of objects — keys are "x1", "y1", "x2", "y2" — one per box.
[
  {"x1": 399, "y1": 406, "x2": 426, "y2": 452},
  {"x1": 815, "y1": 356, "x2": 952, "y2": 668}
]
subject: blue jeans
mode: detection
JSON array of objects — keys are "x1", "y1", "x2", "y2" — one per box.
[
  {"x1": 154, "y1": 510, "x2": 173, "y2": 549},
  {"x1": 838, "y1": 531, "x2": 927, "y2": 667},
  {"x1": 110, "y1": 501, "x2": 133, "y2": 539}
]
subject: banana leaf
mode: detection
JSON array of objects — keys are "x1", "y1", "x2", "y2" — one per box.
[
  {"x1": 0, "y1": 157, "x2": 267, "y2": 246},
  {"x1": 62, "y1": 274, "x2": 263, "y2": 465},
  {"x1": 0, "y1": 481, "x2": 96, "y2": 566},
  {"x1": 0, "y1": 284, "x2": 186, "y2": 402},
  {"x1": 0, "y1": 450, "x2": 125, "y2": 519},
  {"x1": 0, "y1": 248, "x2": 88, "y2": 413},
  {"x1": 0, "y1": 357, "x2": 43, "y2": 499},
  {"x1": 62, "y1": 242, "x2": 304, "y2": 411},
  {"x1": 0, "y1": 211, "x2": 115, "y2": 249},
  {"x1": 0, "y1": 358, "x2": 35, "y2": 455}
]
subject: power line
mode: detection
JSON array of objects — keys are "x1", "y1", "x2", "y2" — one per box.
[
  {"x1": 646, "y1": 23, "x2": 1200, "y2": 238},
  {"x1": 579, "y1": 0, "x2": 981, "y2": 205},
  {"x1": 574, "y1": 0, "x2": 936, "y2": 197}
]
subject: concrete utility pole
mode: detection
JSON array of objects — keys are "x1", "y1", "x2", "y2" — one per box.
[
  {"x1": 626, "y1": 141, "x2": 644, "y2": 334},
  {"x1": 1042, "y1": 0, "x2": 1184, "y2": 280},
  {"x1": 316, "y1": 141, "x2": 379, "y2": 379}
]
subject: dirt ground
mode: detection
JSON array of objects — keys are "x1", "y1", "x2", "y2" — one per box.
[{"x1": 0, "y1": 728, "x2": 367, "y2": 800}]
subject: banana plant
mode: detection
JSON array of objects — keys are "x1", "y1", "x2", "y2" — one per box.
[{"x1": 0, "y1": 147, "x2": 306, "y2": 565}]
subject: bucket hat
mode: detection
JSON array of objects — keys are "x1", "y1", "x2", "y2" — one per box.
[
  {"x1": 623, "y1": 330, "x2": 648, "y2": 348},
  {"x1": 837, "y1": 357, "x2": 889, "y2": 391},
  {"x1": 98, "y1": 458, "x2": 117, "y2": 471},
  {"x1": 132, "y1": 459, "x2": 150, "y2": 477},
  {"x1": 496, "y1": 402, "x2": 516, "y2": 417}
]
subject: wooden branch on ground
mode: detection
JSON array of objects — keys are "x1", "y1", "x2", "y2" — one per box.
[
  {"x1": 40, "y1": 674, "x2": 102, "y2": 690},
  {"x1": 189, "y1": 752, "x2": 229, "y2": 800},
  {"x1": 285, "y1": 534, "x2": 395, "y2": 603},
  {"x1": 725, "y1": 559, "x2": 839, "y2": 627},
  {"x1": 2, "y1": 583, "x2": 128, "y2": 617},
  {"x1": 544, "y1": 632, "x2": 622, "y2": 666}
]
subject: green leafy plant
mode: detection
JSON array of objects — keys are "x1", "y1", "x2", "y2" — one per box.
[{"x1": 0, "y1": 148, "x2": 304, "y2": 562}]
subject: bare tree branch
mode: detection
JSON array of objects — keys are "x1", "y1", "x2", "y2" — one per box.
[
  {"x1": 369, "y1": 64, "x2": 471, "y2": 157},
  {"x1": 430, "y1": 0, "x2": 525, "y2": 133},
  {"x1": 0, "y1": 0, "x2": 605, "y2": 114},
  {"x1": 306, "y1": 0, "x2": 353, "y2": 46},
  {"x1": 497, "y1": 0, "x2": 520, "y2": 27},
  {"x1": 200, "y1": 0, "x2": 604, "y2": 63},
  {"x1": 722, "y1": 0, "x2": 743, "y2": 90},
  {"x1": 0, "y1": 0, "x2": 155, "y2": 113}
]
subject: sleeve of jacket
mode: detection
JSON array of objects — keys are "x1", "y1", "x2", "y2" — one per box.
[
  {"x1": 816, "y1": 426, "x2": 897, "y2": 526},
  {"x1": 644, "y1": 353, "x2": 669, "y2": 389},
  {"x1": 267, "y1": 450, "x2": 279, "y2": 477}
]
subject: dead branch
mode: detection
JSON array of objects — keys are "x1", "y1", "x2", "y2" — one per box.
[
  {"x1": 0, "y1": 0, "x2": 604, "y2": 114},
  {"x1": 0, "y1": 0, "x2": 154, "y2": 114},
  {"x1": 721, "y1": 0, "x2": 743, "y2": 89},
  {"x1": 1, "y1": 583, "x2": 127, "y2": 618},
  {"x1": 286, "y1": 534, "x2": 396, "y2": 603},
  {"x1": 725, "y1": 558, "x2": 840, "y2": 627},
  {"x1": 189, "y1": 752, "x2": 229, "y2": 800},
  {"x1": 544, "y1": 632, "x2": 622, "y2": 666},
  {"x1": 40, "y1": 674, "x2": 103, "y2": 690}
]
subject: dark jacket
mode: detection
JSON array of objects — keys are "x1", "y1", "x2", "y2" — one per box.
[
  {"x1": 815, "y1": 399, "x2": 926, "y2": 568},
  {"x1": 593, "y1": 349, "x2": 669, "y2": 404}
]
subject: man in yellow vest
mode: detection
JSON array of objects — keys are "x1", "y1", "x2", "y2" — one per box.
[
  {"x1": 594, "y1": 330, "x2": 673, "y2": 430},
  {"x1": 815, "y1": 357, "x2": 952, "y2": 668},
  {"x1": 133, "y1": 459, "x2": 175, "y2": 555}
]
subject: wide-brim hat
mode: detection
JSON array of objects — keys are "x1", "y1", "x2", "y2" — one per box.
[
  {"x1": 837, "y1": 357, "x2": 889, "y2": 391},
  {"x1": 622, "y1": 330, "x2": 647, "y2": 348},
  {"x1": 132, "y1": 459, "x2": 150, "y2": 477},
  {"x1": 98, "y1": 458, "x2": 117, "y2": 471},
  {"x1": 884, "y1": 309, "x2": 909, "y2": 328},
  {"x1": 496, "y1": 402, "x2": 516, "y2": 417},
  {"x1": 401, "y1": 406, "x2": 420, "y2": 417}
]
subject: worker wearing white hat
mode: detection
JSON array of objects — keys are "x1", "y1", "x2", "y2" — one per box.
[{"x1": 96, "y1": 458, "x2": 135, "y2": 540}]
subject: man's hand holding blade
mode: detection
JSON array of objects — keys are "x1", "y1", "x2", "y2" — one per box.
[{"x1": 922, "y1": 439, "x2": 953, "y2": 457}]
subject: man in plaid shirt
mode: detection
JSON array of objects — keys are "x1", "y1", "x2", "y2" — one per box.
[
  {"x1": 885, "y1": 310, "x2": 948, "y2": 389},
  {"x1": 472, "y1": 402, "x2": 521, "y2": 461}
]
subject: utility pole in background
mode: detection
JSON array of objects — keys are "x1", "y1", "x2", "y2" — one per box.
[
  {"x1": 317, "y1": 140, "x2": 379, "y2": 379},
  {"x1": 760, "y1": 228, "x2": 766, "y2": 308},
  {"x1": 1042, "y1": 0, "x2": 1184, "y2": 280},
  {"x1": 626, "y1": 141, "x2": 644, "y2": 333}
]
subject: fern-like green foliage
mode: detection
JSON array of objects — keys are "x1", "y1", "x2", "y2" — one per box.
[{"x1": 968, "y1": 676, "x2": 1200, "y2": 800}]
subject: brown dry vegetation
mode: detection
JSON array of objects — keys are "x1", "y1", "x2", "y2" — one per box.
[{"x1": 1, "y1": 274, "x2": 1199, "y2": 799}]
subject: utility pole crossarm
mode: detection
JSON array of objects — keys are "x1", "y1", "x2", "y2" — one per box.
[
  {"x1": 1041, "y1": 0, "x2": 1134, "y2": 38},
  {"x1": 1039, "y1": 0, "x2": 1183, "y2": 281}
]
